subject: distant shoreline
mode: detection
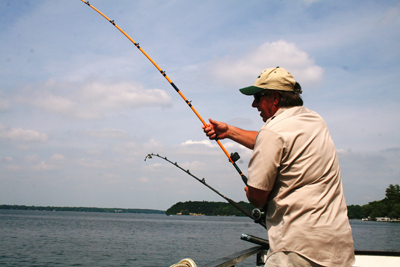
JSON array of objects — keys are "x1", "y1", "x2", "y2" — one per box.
[{"x1": 0, "y1": 205, "x2": 165, "y2": 214}]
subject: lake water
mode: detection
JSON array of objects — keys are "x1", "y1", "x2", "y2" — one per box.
[{"x1": 0, "y1": 210, "x2": 399, "y2": 266}]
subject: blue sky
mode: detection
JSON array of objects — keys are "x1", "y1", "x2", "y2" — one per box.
[{"x1": 1, "y1": 0, "x2": 399, "y2": 210}]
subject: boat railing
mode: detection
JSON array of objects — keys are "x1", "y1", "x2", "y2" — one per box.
[
  {"x1": 197, "y1": 248, "x2": 400, "y2": 267},
  {"x1": 198, "y1": 245, "x2": 266, "y2": 267},
  {"x1": 195, "y1": 232, "x2": 400, "y2": 267},
  {"x1": 355, "y1": 250, "x2": 400, "y2": 256}
]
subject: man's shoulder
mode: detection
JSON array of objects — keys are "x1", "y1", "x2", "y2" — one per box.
[
  {"x1": 280, "y1": 106, "x2": 315, "y2": 116},
  {"x1": 270, "y1": 106, "x2": 321, "y2": 124},
  {"x1": 261, "y1": 107, "x2": 328, "y2": 138}
]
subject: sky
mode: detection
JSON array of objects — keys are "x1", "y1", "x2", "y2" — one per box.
[{"x1": 1, "y1": 0, "x2": 399, "y2": 211}]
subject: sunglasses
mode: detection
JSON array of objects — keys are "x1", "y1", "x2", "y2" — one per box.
[{"x1": 253, "y1": 91, "x2": 271, "y2": 102}]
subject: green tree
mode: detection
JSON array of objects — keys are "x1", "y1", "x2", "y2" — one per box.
[
  {"x1": 361, "y1": 204, "x2": 372, "y2": 218},
  {"x1": 369, "y1": 201, "x2": 388, "y2": 219},
  {"x1": 347, "y1": 205, "x2": 363, "y2": 219},
  {"x1": 165, "y1": 201, "x2": 254, "y2": 216},
  {"x1": 385, "y1": 184, "x2": 400, "y2": 207},
  {"x1": 389, "y1": 203, "x2": 400, "y2": 219}
]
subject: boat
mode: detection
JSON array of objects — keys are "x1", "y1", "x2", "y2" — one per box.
[
  {"x1": 170, "y1": 234, "x2": 400, "y2": 267},
  {"x1": 171, "y1": 247, "x2": 400, "y2": 267}
]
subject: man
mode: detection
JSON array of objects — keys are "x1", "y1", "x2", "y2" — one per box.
[{"x1": 203, "y1": 67, "x2": 355, "y2": 267}]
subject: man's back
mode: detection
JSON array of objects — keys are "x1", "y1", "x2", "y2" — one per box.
[{"x1": 248, "y1": 106, "x2": 355, "y2": 266}]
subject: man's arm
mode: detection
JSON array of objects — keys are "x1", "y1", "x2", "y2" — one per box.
[
  {"x1": 245, "y1": 186, "x2": 270, "y2": 207},
  {"x1": 202, "y1": 118, "x2": 258, "y2": 149}
]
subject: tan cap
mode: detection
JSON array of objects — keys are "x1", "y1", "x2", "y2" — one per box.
[{"x1": 239, "y1": 67, "x2": 301, "y2": 95}]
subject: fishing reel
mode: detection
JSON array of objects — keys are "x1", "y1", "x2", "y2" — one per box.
[
  {"x1": 230, "y1": 152, "x2": 241, "y2": 163},
  {"x1": 251, "y1": 207, "x2": 267, "y2": 223}
]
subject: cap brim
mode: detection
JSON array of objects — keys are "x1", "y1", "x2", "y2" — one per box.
[{"x1": 239, "y1": 86, "x2": 265, "y2": 95}]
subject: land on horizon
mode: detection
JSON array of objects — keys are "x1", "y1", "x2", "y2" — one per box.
[
  {"x1": 2, "y1": 184, "x2": 399, "y2": 219},
  {"x1": 0, "y1": 205, "x2": 165, "y2": 214}
]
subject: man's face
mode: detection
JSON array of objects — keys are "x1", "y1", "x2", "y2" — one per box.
[{"x1": 252, "y1": 92, "x2": 280, "y2": 122}]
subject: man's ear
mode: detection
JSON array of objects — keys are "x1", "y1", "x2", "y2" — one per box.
[{"x1": 272, "y1": 92, "x2": 281, "y2": 106}]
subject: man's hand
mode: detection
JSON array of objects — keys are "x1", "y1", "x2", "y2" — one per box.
[
  {"x1": 245, "y1": 186, "x2": 270, "y2": 208},
  {"x1": 202, "y1": 118, "x2": 258, "y2": 149},
  {"x1": 202, "y1": 118, "x2": 229, "y2": 140}
]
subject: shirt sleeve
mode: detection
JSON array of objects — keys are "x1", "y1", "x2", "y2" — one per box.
[{"x1": 247, "y1": 127, "x2": 284, "y2": 191}]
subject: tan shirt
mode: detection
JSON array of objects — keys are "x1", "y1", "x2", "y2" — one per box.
[{"x1": 248, "y1": 106, "x2": 355, "y2": 267}]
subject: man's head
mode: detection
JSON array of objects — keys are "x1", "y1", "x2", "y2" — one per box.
[
  {"x1": 239, "y1": 67, "x2": 303, "y2": 121},
  {"x1": 239, "y1": 67, "x2": 301, "y2": 95}
]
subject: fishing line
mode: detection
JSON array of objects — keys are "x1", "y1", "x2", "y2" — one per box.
[
  {"x1": 144, "y1": 153, "x2": 266, "y2": 229},
  {"x1": 80, "y1": 0, "x2": 248, "y2": 185},
  {"x1": 144, "y1": 160, "x2": 163, "y2": 211}
]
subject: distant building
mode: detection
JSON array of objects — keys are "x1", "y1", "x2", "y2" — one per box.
[{"x1": 376, "y1": 217, "x2": 391, "y2": 222}]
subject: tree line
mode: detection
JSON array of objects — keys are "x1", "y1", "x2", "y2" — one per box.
[
  {"x1": 347, "y1": 184, "x2": 400, "y2": 219},
  {"x1": 166, "y1": 200, "x2": 254, "y2": 216},
  {"x1": 0, "y1": 205, "x2": 165, "y2": 214}
]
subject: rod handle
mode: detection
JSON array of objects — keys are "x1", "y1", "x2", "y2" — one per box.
[{"x1": 241, "y1": 233, "x2": 269, "y2": 249}]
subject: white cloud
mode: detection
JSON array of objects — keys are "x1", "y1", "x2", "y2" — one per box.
[
  {"x1": 33, "y1": 96, "x2": 76, "y2": 116},
  {"x1": 181, "y1": 139, "x2": 218, "y2": 148},
  {"x1": 137, "y1": 177, "x2": 149, "y2": 183},
  {"x1": 15, "y1": 79, "x2": 173, "y2": 120},
  {"x1": 81, "y1": 81, "x2": 172, "y2": 110},
  {"x1": 33, "y1": 161, "x2": 56, "y2": 171},
  {"x1": 203, "y1": 41, "x2": 324, "y2": 88},
  {"x1": 81, "y1": 128, "x2": 129, "y2": 139},
  {"x1": 50, "y1": 154, "x2": 64, "y2": 161},
  {"x1": 0, "y1": 124, "x2": 48, "y2": 142}
]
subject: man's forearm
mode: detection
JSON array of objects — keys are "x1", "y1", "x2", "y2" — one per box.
[
  {"x1": 228, "y1": 126, "x2": 258, "y2": 149},
  {"x1": 245, "y1": 186, "x2": 270, "y2": 207}
]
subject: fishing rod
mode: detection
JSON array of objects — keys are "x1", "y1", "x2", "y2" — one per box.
[
  {"x1": 80, "y1": 0, "x2": 248, "y2": 185},
  {"x1": 144, "y1": 153, "x2": 266, "y2": 229}
]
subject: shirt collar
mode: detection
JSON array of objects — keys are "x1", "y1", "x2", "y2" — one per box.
[{"x1": 266, "y1": 107, "x2": 289, "y2": 124}]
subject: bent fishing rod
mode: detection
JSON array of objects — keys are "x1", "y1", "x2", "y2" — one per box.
[
  {"x1": 144, "y1": 153, "x2": 266, "y2": 229},
  {"x1": 80, "y1": 0, "x2": 248, "y2": 185}
]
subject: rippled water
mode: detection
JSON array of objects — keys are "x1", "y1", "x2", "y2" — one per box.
[{"x1": 0, "y1": 210, "x2": 399, "y2": 266}]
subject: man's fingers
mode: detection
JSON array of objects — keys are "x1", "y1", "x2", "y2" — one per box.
[
  {"x1": 204, "y1": 119, "x2": 220, "y2": 140},
  {"x1": 209, "y1": 118, "x2": 219, "y2": 126}
]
